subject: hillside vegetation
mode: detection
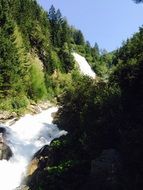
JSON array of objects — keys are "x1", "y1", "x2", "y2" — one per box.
[
  {"x1": 0, "y1": 0, "x2": 111, "y2": 114},
  {"x1": 1, "y1": 0, "x2": 143, "y2": 190},
  {"x1": 52, "y1": 24, "x2": 143, "y2": 190}
]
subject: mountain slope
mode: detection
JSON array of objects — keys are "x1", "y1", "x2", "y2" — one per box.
[{"x1": 0, "y1": 0, "x2": 102, "y2": 113}]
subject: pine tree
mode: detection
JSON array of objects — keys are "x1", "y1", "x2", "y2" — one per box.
[
  {"x1": 133, "y1": 0, "x2": 143, "y2": 3},
  {"x1": 49, "y1": 5, "x2": 56, "y2": 21},
  {"x1": 73, "y1": 30, "x2": 85, "y2": 45}
]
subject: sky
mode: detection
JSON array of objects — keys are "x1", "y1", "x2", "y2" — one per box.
[{"x1": 37, "y1": 0, "x2": 143, "y2": 52}]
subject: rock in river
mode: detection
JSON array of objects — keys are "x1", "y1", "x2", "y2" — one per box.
[{"x1": 0, "y1": 127, "x2": 13, "y2": 160}]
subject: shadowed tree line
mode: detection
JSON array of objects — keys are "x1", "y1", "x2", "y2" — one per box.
[
  {"x1": 26, "y1": 23, "x2": 143, "y2": 189},
  {"x1": 1, "y1": 0, "x2": 143, "y2": 189}
]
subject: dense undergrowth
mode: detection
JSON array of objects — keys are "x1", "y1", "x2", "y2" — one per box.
[
  {"x1": 1, "y1": 0, "x2": 143, "y2": 189},
  {"x1": 0, "y1": 0, "x2": 112, "y2": 114}
]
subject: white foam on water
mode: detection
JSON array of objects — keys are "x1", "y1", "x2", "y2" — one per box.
[
  {"x1": 0, "y1": 107, "x2": 67, "y2": 190},
  {"x1": 72, "y1": 52, "x2": 96, "y2": 79}
]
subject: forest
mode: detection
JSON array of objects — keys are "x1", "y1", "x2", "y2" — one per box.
[
  {"x1": 0, "y1": 0, "x2": 110, "y2": 114},
  {"x1": 0, "y1": 0, "x2": 143, "y2": 189}
]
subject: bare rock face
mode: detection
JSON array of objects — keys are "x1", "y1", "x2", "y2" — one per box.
[
  {"x1": 15, "y1": 185, "x2": 30, "y2": 190},
  {"x1": 87, "y1": 149, "x2": 124, "y2": 190},
  {"x1": 26, "y1": 145, "x2": 49, "y2": 176},
  {"x1": 27, "y1": 158, "x2": 39, "y2": 176},
  {"x1": 0, "y1": 142, "x2": 13, "y2": 160},
  {"x1": 0, "y1": 127, "x2": 13, "y2": 160}
]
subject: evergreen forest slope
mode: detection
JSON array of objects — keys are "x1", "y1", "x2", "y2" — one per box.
[
  {"x1": 0, "y1": 0, "x2": 110, "y2": 114},
  {"x1": 1, "y1": 0, "x2": 143, "y2": 190}
]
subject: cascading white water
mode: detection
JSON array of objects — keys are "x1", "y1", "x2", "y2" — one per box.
[
  {"x1": 72, "y1": 52, "x2": 96, "y2": 79},
  {"x1": 0, "y1": 107, "x2": 67, "y2": 190}
]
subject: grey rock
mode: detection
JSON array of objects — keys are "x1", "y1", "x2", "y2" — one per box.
[
  {"x1": 0, "y1": 127, "x2": 6, "y2": 134},
  {"x1": 88, "y1": 149, "x2": 125, "y2": 190},
  {"x1": 0, "y1": 111, "x2": 17, "y2": 122},
  {"x1": 0, "y1": 142, "x2": 13, "y2": 160}
]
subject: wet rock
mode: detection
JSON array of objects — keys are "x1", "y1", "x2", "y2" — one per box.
[
  {"x1": 0, "y1": 127, "x2": 13, "y2": 160},
  {"x1": 38, "y1": 101, "x2": 53, "y2": 110},
  {"x1": 0, "y1": 127, "x2": 6, "y2": 134},
  {"x1": 0, "y1": 142, "x2": 13, "y2": 160},
  {"x1": 27, "y1": 145, "x2": 50, "y2": 176},
  {"x1": 27, "y1": 104, "x2": 41, "y2": 114},
  {"x1": 28, "y1": 101, "x2": 53, "y2": 114},
  {"x1": 27, "y1": 158, "x2": 40, "y2": 176}
]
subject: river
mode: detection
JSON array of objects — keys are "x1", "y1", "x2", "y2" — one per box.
[
  {"x1": 0, "y1": 107, "x2": 67, "y2": 190},
  {"x1": 72, "y1": 52, "x2": 96, "y2": 79}
]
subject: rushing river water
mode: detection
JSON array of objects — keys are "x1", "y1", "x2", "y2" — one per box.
[
  {"x1": 72, "y1": 52, "x2": 96, "y2": 79},
  {"x1": 0, "y1": 53, "x2": 95, "y2": 190},
  {"x1": 0, "y1": 107, "x2": 67, "y2": 190}
]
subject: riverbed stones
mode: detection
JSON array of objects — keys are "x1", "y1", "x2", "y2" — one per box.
[
  {"x1": 0, "y1": 127, "x2": 6, "y2": 134},
  {"x1": 0, "y1": 111, "x2": 17, "y2": 123},
  {"x1": 28, "y1": 101, "x2": 53, "y2": 114},
  {"x1": 15, "y1": 185, "x2": 30, "y2": 190}
]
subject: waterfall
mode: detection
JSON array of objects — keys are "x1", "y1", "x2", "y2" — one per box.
[
  {"x1": 0, "y1": 107, "x2": 67, "y2": 190},
  {"x1": 72, "y1": 52, "x2": 96, "y2": 79}
]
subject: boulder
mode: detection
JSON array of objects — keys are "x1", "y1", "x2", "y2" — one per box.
[
  {"x1": 0, "y1": 111, "x2": 17, "y2": 123},
  {"x1": 25, "y1": 136, "x2": 91, "y2": 190},
  {"x1": 86, "y1": 149, "x2": 125, "y2": 190},
  {"x1": 0, "y1": 127, "x2": 13, "y2": 160},
  {"x1": 38, "y1": 101, "x2": 53, "y2": 110},
  {"x1": 27, "y1": 145, "x2": 49, "y2": 176},
  {"x1": 0, "y1": 142, "x2": 13, "y2": 160},
  {"x1": 28, "y1": 101, "x2": 53, "y2": 114},
  {"x1": 0, "y1": 127, "x2": 6, "y2": 134}
]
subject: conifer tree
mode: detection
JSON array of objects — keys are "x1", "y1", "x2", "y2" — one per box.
[
  {"x1": 133, "y1": 0, "x2": 143, "y2": 3},
  {"x1": 73, "y1": 30, "x2": 85, "y2": 45}
]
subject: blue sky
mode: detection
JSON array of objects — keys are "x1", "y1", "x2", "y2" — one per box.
[{"x1": 37, "y1": 0, "x2": 143, "y2": 52}]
